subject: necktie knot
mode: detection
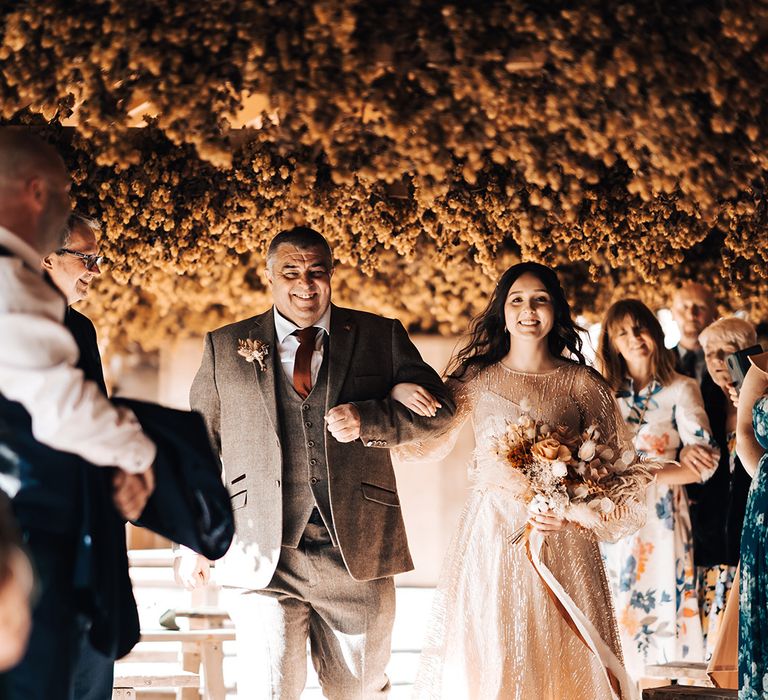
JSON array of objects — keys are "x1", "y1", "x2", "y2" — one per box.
[{"x1": 295, "y1": 327, "x2": 318, "y2": 345}]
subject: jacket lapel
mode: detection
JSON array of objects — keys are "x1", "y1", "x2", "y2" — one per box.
[
  {"x1": 248, "y1": 309, "x2": 279, "y2": 436},
  {"x1": 325, "y1": 305, "x2": 357, "y2": 411}
]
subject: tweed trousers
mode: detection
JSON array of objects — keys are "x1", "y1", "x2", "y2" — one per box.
[{"x1": 223, "y1": 520, "x2": 396, "y2": 699}]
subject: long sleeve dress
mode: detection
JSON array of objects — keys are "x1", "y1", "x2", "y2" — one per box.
[
  {"x1": 602, "y1": 373, "x2": 719, "y2": 681},
  {"x1": 396, "y1": 362, "x2": 645, "y2": 700}
]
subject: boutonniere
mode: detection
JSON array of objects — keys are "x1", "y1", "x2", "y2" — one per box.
[{"x1": 237, "y1": 339, "x2": 269, "y2": 372}]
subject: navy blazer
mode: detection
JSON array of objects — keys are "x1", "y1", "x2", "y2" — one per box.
[
  {"x1": 0, "y1": 309, "x2": 140, "y2": 659},
  {"x1": 685, "y1": 371, "x2": 750, "y2": 567}
]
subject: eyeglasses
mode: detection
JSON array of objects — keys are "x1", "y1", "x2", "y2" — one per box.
[{"x1": 57, "y1": 248, "x2": 104, "y2": 271}]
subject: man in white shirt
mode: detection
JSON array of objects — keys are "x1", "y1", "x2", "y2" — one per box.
[
  {"x1": 0, "y1": 130, "x2": 156, "y2": 492},
  {"x1": 186, "y1": 227, "x2": 454, "y2": 698},
  {"x1": 671, "y1": 281, "x2": 718, "y2": 383},
  {"x1": 0, "y1": 128, "x2": 155, "y2": 700}
]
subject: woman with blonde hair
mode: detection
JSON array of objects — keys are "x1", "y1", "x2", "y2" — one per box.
[
  {"x1": 598, "y1": 299, "x2": 720, "y2": 682},
  {"x1": 693, "y1": 318, "x2": 755, "y2": 659}
]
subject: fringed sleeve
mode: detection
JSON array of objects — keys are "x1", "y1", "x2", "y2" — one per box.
[{"x1": 573, "y1": 367, "x2": 655, "y2": 543}]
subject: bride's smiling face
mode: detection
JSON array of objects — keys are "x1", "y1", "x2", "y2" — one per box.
[{"x1": 504, "y1": 272, "x2": 555, "y2": 342}]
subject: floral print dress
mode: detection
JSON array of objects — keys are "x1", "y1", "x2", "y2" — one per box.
[
  {"x1": 739, "y1": 396, "x2": 768, "y2": 699},
  {"x1": 602, "y1": 373, "x2": 719, "y2": 681}
]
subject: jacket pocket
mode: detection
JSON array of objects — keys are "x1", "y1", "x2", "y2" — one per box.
[
  {"x1": 361, "y1": 482, "x2": 400, "y2": 507},
  {"x1": 230, "y1": 489, "x2": 247, "y2": 510}
]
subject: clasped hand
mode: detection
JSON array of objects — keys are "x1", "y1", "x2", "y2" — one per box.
[
  {"x1": 679, "y1": 444, "x2": 718, "y2": 478},
  {"x1": 174, "y1": 551, "x2": 211, "y2": 590},
  {"x1": 325, "y1": 404, "x2": 361, "y2": 443},
  {"x1": 112, "y1": 464, "x2": 155, "y2": 521}
]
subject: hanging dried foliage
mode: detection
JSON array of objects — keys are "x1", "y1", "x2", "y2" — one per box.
[{"x1": 2, "y1": 1, "x2": 768, "y2": 350}]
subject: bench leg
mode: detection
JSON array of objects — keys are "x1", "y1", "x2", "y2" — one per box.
[
  {"x1": 201, "y1": 641, "x2": 226, "y2": 700},
  {"x1": 179, "y1": 642, "x2": 201, "y2": 700},
  {"x1": 112, "y1": 690, "x2": 136, "y2": 700}
]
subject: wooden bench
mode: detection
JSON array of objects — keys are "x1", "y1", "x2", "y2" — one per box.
[
  {"x1": 642, "y1": 686, "x2": 737, "y2": 699},
  {"x1": 119, "y1": 628, "x2": 235, "y2": 700},
  {"x1": 112, "y1": 664, "x2": 199, "y2": 699},
  {"x1": 645, "y1": 662, "x2": 712, "y2": 684}
]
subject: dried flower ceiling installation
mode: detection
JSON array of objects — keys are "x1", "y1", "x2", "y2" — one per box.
[{"x1": 2, "y1": 1, "x2": 768, "y2": 349}]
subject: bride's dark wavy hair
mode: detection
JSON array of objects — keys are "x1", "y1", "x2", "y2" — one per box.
[{"x1": 447, "y1": 262, "x2": 586, "y2": 379}]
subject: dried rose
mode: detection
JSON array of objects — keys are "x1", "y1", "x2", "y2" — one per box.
[{"x1": 532, "y1": 437, "x2": 571, "y2": 463}]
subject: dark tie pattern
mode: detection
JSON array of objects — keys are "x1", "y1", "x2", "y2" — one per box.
[
  {"x1": 293, "y1": 327, "x2": 318, "y2": 399},
  {"x1": 680, "y1": 349, "x2": 697, "y2": 379}
]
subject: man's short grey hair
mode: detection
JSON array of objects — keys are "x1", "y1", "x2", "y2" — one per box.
[
  {"x1": 266, "y1": 226, "x2": 333, "y2": 270},
  {"x1": 60, "y1": 212, "x2": 101, "y2": 248}
]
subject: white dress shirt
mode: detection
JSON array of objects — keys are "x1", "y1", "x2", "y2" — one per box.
[
  {"x1": 273, "y1": 305, "x2": 331, "y2": 387},
  {"x1": 0, "y1": 226, "x2": 155, "y2": 473}
]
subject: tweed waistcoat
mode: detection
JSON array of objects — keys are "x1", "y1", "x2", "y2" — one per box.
[{"x1": 275, "y1": 346, "x2": 336, "y2": 547}]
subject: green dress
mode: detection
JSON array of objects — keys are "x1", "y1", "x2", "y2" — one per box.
[{"x1": 739, "y1": 395, "x2": 768, "y2": 698}]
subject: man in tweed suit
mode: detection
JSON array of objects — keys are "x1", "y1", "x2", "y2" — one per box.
[{"x1": 185, "y1": 226, "x2": 454, "y2": 699}]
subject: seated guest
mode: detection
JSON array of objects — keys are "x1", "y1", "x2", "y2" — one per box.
[{"x1": 694, "y1": 318, "x2": 755, "y2": 658}]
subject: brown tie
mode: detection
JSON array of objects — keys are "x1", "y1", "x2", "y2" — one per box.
[{"x1": 293, "y1": 327, "x2": 318, "y2": 399}]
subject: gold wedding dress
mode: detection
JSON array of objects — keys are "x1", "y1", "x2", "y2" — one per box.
[{"x1": 397, "y1": 362, "x2": 645, "y2": 700}]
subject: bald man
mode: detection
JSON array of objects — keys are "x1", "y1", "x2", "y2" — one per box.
[
  {"x1": 0, "y1": 129, "x2": 155, "y2": 700},
  {"x1": 670, "y1": 282, "x2": 718, "y2": 382}
]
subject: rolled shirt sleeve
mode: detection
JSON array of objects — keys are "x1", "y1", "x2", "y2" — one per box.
[{"x1": 0, "y1": 259, "x2": 155, "y2": 474}]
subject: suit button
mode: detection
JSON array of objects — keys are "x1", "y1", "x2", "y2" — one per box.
[
  {"x1": 310, "y1": 458, "x2": 318, "y2": 466},
  {"x1": 307, "y1": 440, "x2": 315, "y2": 448},
  {"x1": 382, "y1": 441, "x2": 388, "y2": 446},
  {"x1": 310, "y1": 477, "x2": 318, "y2": 485},
  {"x1": 302, "y1": 404, "x2": 310, "y2": 411},
  {"x1": 305, "y1": 421, "x2": 312, "y2": 428},
  {"x1": 276, "y1": 479, "x2": 281, "y2": 487},
  {"x1": 366, "y1": 441, "x2": 373, "y2": 447}
]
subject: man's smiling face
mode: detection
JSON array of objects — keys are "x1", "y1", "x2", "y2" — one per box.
[{"x1": 266, "y1": 243, "x2": 333, "y2": 328}]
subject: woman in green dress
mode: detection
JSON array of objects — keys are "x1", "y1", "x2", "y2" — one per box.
[{"x1": 734, "y1": 352, "x2": 768, "y2": 699}]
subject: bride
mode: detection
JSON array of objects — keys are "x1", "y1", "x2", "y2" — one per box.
[{"x1": 392, "y1": 262, "x2": 647, "y2": 700}]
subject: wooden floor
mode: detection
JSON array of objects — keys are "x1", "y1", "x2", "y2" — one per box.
[
  {"x1": 239, "y1": 586, "x2": 432, "y2": 698},
  {"x1": 129, "y1": 561, "x2": 736, "y2": 699},
  {"x1": 132, "y1": 578, "x2": 434, "y2": 698}
]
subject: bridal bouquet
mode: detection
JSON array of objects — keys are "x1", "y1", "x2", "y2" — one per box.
[{"x1": 489, "y1": 406, "x2": 652, "y2": 540}]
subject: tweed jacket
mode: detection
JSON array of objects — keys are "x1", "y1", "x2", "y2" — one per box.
[{"x1": 190, "y1": 304, "x2": 455, "y2": 588}]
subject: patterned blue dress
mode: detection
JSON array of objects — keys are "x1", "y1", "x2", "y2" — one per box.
[{"x1": 739, "y1": 396, "x2": 768, "y2": 699}]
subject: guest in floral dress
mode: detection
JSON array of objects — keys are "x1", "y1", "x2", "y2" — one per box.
[
  {"x1": 599, "y1": 299, "x2": 720, "y2": 682},
  {"x1": 734, "y1": 352, "x2": 768, "y2": 699},
  {"x1": 695, "y1": 318, "x2": 755, "y2": 659}
]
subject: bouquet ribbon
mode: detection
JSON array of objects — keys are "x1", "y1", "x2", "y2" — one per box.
[{"x1": 525, "y1": 527, "x2": 638, "y2": 700}]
